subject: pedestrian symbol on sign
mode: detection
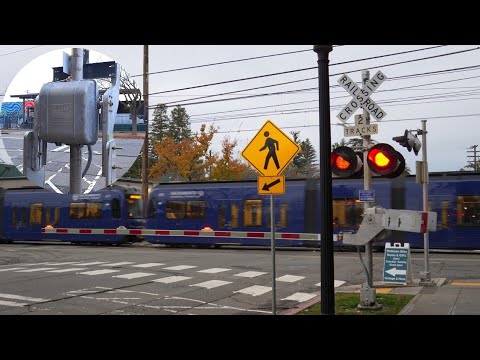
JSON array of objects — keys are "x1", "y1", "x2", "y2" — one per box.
[{"x1": 260, "y1": 131, "x2": 280, "y2": 170}]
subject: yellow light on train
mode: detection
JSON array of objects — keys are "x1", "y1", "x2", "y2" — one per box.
[
  {"x1": 202, "y1": 227, "x2": 213, "y2": 232},
  {"x1": 130, "y1": 195, "x2": 142, "y2": 199},
  {"x1": 46, "y1": 224, "x2": 53, "y2": 229}
]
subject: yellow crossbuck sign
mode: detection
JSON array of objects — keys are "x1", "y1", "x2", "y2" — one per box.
[{"x1": 242, "y1": 120, "x2": 300, "y2": 177}]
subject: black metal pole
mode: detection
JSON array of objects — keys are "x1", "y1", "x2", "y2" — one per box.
[{"x1": 313, "y1": 45, "x2": 334, "y2": 315}]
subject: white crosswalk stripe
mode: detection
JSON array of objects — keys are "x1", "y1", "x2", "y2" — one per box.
[
  {"x1": 113, "y1": 272, "x2": 156, "y2": 279},
  {"x1": 234, "y1": 271, "x2": 268, "y2": 278},
  {"x1": 197, "y1": 268, "x2": 231, "y2": 274},
  {"x1": 190, "y1": 280, "x2": 232, "y2": 289},
  {"x1": 163, "y1": 265, "x2": 197, "y2": 271},
  {"x1": 16, "y1": 268, "x2": 57, "y2": 272},
  {"x1": 46, "y1": 268, "x2": 87, "y2": 273},
  {"x1": 101, "y1": 262, "x2": 135, "y2": 267},
  {"x1": 0, "y1": 293, "x2": 51, "y2": 308},
  {"x1": 132, "y1": 263, "x2": 165, "y2": 268},
  {"x1": 79, "y1": 269, "x2": 121, "y2": 276},
  {"x1": 234, "y1": 285, "x2": 271, "y2": 297},
  {"x1": 74, "y1": 262, "x2": 109, "y2": 266},
  {"x1": 281, "y1": 292, "x2": 317, "y2": 302},
  {"x1": 152, "y1": 276, "x2": 192, "y2": 284},
  {"x1": 276, "y1": 275, "x2": 305, "y2": 283},
  {"x1": 316, "y1": 280, "x2": 346, "y2": 288},
  {"x1": 0, "y1": 267, "x2": 27, "y2": 272}
]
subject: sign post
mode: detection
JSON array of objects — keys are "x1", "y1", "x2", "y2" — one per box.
[{"x1": 242, "y1": 119, "x2": 300, "y2": 315}]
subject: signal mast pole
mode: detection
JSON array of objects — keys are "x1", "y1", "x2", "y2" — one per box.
[{"x1": 358, "y1": 70, "x2": 381, "y2": 310}]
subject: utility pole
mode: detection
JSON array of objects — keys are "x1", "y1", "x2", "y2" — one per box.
[
  {"x1": 358, "y1": 70, "x2": 381, "y2": 310},
  {"x1": 70, "y1": 48, "x2": 84, "y2": 195},
  {"x1": 467, "y1": 145, "x2": 479, "y2": 171},
  {"x1": 142, "y1": 45, "x2": 149, "y2": 216},
  {"x1": 419, "y1": 120, "x2": 435, "y2": 286},
  {"x1": 313, "y1": 45, "x2": 335, "y2": 315}
]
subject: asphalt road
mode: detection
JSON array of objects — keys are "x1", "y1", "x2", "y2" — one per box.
[{"x1": 0, "y1": 242, "x2": 479, "y2": 315}]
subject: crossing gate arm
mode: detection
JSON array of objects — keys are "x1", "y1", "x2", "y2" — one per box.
[{"x1": 41, "y1": 228, "x2": 321, "y2": 241}]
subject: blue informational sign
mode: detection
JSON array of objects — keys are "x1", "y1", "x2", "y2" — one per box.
[
  {"x1": 383, "y1": 242, "x2": 410, "y2": 285},
  {"x1": 359, "y1": 190, "x2": 375, "y2": 202}
]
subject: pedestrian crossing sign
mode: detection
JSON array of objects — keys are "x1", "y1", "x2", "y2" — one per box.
[{"x1": 241, "y1": 120, "x2": 301, "y2": 176}]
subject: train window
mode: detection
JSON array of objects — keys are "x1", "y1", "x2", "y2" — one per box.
[
  {"x1": 127, "y1": 196, "x2": 144, "y2": 219},
  {"x1": 333, "y1": 198, "x2": 363, "y2": 227},
  {"x1": 441, "y1": 201, "x2": 449, "y2": 228},
  {"x1": 112, "y1": 198, "x2": 121, "y2": 219},
  {"x1": 29, "y1": 203, "x2": 43, "y2": 225},
  {"x1": 166, "y1": 201, "x2": 185, "y2": 219},
  {"x1": 218, "y1": 204, "x2": 226, "y2": 227},
  {"x1": 456, "y1": 196, "x2": 480, "y2": 225},
  {"x1": 280, "y1": 203, "x2": 288, "y2": 228},
  {"x1": 147, "y1": 198, "x2": 156, "y2": 218},
  {"x1": 21, "y1": 207, "x2": 27, "y2": 226},
  {"x1": 244, "y1": 200, "x2": 262, "y2": 227},
  {"x1": 231, "y1": 204, "x2": 238, "y2": 228},
  {"x1": 70, "y1": 202, "x2": 86, "y2": 219},
  {"x1": 186, "y1": 201, "x2": 207, "y2": 219},
  {"x1": 54, "y1": 207, "x2": 60, "y2": 226},
  {"x1": 45, "y1": 207, "x2": 51, "y2": 226},
  {"x1": 86, "y1": 203, "x2": 102, "y2": 219}
]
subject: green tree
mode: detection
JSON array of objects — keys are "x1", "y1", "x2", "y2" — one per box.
[
  {"x1": 168, "y1": 106, "x2": 192, "y2": 142},
  {"x1": 150, "y1": 104, "x2": 170, "y2": 162},
  {"x1": 285, "y1": 132, "x2": 318, "y2": 177}
]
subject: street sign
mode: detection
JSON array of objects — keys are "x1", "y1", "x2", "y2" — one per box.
[
  {"x1": 383, "y1": 242, "x2": 410, "y2": 285},
  {"x1": 344, "y1": 114, "x2": 379, "y2": 137},
  {"x1": 242, "y1": 120, "x2": 300, "y2": 177},
  {"x1": 336, "y1": 71, "x2": 387, "y2": 123},
  {"x1": 258, "y1": 176, "x2": 285, "y2": 195},
  {"x1": 359, "y1": 189, "x2": 375, "y2": 202}
]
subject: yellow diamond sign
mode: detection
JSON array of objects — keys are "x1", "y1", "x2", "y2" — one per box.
[{"x1": 242, "y1": 120, "x2": 301, "y2": 176}]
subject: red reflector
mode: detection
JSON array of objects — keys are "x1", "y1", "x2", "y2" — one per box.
[
  {"x1": 57, "y1": 229, "x2": 68, "y2": 233},
  {"x1": 155, "y1": 230, "x2": 170, "y2": 235},
  {"x1": 129, "y1": 230, "x2": 142, "y2": 235},
  {"x1": 185, "y1": 231, "x2": 200, "y2": 236},
  {"x1": 281, "y1": 233, "x2": 300, "y2": 239},
  {"x1": 421, "y1": 212, "x2": 428, "y2": 233},
  {"x1": 104, "y1": 229, "x2": 117, "y2": 234},
  {"x1": 214, "y1": 232, "x2": 231, "y2": 237},
  {"x1": 247, "y1": 232, "x2": 264, "y2": 238},
  {"x1": 80, "y1": 229, "x2": 92, "y2": 234}
]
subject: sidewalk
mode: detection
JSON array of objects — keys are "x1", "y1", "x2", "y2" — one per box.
[{"x1": 282, "y1": 278, "x2": 480, "y2": 315}]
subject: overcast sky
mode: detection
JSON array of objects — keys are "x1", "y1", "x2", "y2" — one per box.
[{"x1": 1, "y1": 44, "x2": 479, "y2": 174}]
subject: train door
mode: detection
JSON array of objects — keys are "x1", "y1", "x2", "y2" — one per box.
[{"x1": 217, "y1": 200, "x2": 241, "y2": 230}]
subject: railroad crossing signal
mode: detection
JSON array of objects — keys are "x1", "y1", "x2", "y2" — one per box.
[
  {"x1": 336, "y1": 71, "x2": 387, "y2": 123},
  {"x1": 242, "y1": 120, "x2": 300, "y2": 177},
  {"x1": 258, "y1": 176, "x2": 285, "y2": 195}
]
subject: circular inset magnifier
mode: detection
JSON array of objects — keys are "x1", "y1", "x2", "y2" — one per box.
[{"x1": 1, "y1": 48, "x2": 144, "y2": 194}]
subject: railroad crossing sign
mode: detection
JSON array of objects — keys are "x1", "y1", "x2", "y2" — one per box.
[
  {"x1": 258, "y1": 176, "x2": 285, "y2": 195},
  {"x1": 383, "y1": 242, "x2": 410, "y2": 285},
  {"x1": 242, "y1": 120, "x2": 300, "y2": 177},
  {"x1": 344, "y1": 114, "x2": 379, "y2": 137},
  {"x1": 336, "y1": 71, "x2": 387, "y2": 124}
]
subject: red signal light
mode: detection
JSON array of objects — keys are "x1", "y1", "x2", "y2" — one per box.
[
  {"x1": 367, "y1": 143, "x2": 405, "y2": 178},
  {"x1": 331, "y1": 146, "x2": 363, "y2": 178}
]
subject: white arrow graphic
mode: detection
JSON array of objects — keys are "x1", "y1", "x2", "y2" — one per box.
[{"x1": 385, "y1": 267, "x2": 406, "y2": 276}]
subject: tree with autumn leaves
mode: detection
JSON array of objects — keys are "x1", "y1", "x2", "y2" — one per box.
[{"x1": 125, "y1": 104, "x2": 318, "y2": 182}]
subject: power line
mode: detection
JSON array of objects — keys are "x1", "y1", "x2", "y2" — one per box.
[
  {"x1": 0, "y1": 45, "x2": 44, "y2": 57},
  {"x1": 149, "y1": 45, "x2": 446, "y2": 96},
  {"x1": 215, "y1": 113, "x2": 480, "y2": 134},
  {"x1": 155, "y1": 47, "x2": 479, "y2": 107}
]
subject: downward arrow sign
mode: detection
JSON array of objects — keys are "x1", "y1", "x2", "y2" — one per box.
[{"x1": 262, "y1": 179, "x2": 281, "y2": 191}]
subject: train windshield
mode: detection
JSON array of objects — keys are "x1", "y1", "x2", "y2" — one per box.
[{"x1": 127, "y1": 194, "x2": 143, "y2": 219}]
